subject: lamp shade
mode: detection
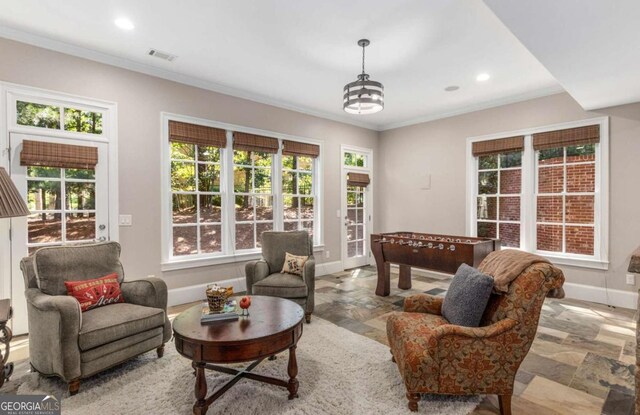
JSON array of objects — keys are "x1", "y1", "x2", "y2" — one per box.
[{"x1": 0, "y1": 167, "x2": 30, "y2": 218}]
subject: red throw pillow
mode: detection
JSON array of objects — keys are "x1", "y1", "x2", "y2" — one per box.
[{"x1": 64, "y1": 273, "x2": 124, "y2": 312}]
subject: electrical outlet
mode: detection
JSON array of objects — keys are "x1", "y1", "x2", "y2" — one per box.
[
  {"x1": 119, "y1": 215, "x2": 132, "y2": 226},
  {"x1": 325, "y1": 250, "x2": 330, "y2": 259},
  {"x1": 626, "y1": 273, "x2": 635, "y2": 285}
]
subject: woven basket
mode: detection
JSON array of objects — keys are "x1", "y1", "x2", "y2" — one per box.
[{"x1": 206, "y1": 286, "x2": 233, "y2": 313}]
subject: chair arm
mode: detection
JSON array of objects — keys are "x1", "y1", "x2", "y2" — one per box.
[
  {"x1": 403, "y1": 294, "x2": 443, "y2": 315},
  {"x1": 302, "y1": 257, "x2": 315, "y2": 312},
  {"x1": 25, "y1": 288, "x2": 82, "y2": 381},
  {"x1": 433, "y1": 318, "x2": 518, "y2": 340},
  {"x1": 121, "y1": 278, "x2": 168, "y2": 311},
  {"x1": 245, "y1": 260, "x2": 270, "y2": 294}
]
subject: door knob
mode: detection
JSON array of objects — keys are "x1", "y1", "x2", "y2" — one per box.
[{"x1": 99, "y1": 224, "x2": 106, "y2": 230}]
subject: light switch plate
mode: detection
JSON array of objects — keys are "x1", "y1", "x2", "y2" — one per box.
[
  {"x1": 626, "y1": 273, "x2": 635, "y2": 285},
  {"x1": 119, "y1": 215, "x2": 132, "y2": 226},
  {"x1": 325, "y1": 250, "x2": 330, "y2": 259}
]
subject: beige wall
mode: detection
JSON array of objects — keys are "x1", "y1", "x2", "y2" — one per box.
[
  {"x1": 0, "y1": 38, "x2": 379, "y2": 289},
  {"x1": 379, "y1": 92, "x2": 640, "y2": 293}
]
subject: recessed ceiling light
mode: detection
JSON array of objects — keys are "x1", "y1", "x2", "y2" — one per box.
[
  {"x1": 114, "y1": 17, "x2": 135, "y2": 31},
  {"x1": 444, "y1": 86, "x2": 460, "y2": 92},
  {"x1": 476, "y1": 73, "x2": 490, "y2": 82}
]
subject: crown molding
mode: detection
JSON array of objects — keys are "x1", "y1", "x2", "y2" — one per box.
[{"x1": 0, "y1": 25, "x2": 378, "y2": 131}]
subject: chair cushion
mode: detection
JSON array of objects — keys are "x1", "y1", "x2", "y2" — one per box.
[
  {"x1": 252, "y1": 273, "x2": 308, "y2": 298},
  {"x1": 79, "y1": 303, "x2": 165, "y2": 351},
  {"x1": 442, "y1": 264, "x2": 494, "y2": 327}
]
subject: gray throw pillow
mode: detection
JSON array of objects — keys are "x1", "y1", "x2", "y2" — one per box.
[{"x1": 441, "y1": 264, "x2": 494, "y2": 327}]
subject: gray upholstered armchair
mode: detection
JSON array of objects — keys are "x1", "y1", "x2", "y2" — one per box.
[
  {"x1": 20, "y1": 242, "x2": 171, "y2": 395},
  {"x1": 245, "y1": 231, "x2": 315, "y2": 323}
]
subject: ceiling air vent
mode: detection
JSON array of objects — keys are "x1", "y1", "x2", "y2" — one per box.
[{"x1": 147, "y1": 48, "x2": 177, "y2": 62}]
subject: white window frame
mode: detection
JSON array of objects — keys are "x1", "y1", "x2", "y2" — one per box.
[
  {"x1": 161, "y1": 113, "x2": 324, "y2": 271},
  {"x1": 466, "y1": 117, "x2": 609, "y2": 270}
]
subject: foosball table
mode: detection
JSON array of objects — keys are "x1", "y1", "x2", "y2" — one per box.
[{"x1": 371, "y1": 232, "x2": 500, "y2": 296}]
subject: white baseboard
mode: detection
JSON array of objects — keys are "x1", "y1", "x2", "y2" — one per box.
[
  {"x1": 168, "y1": 260, "x2": 344, "y2": 307},
  {"x1": 563, "y1": 282, "x2": 637, "y2": 310}
]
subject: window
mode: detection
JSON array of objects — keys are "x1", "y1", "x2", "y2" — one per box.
[
  {"x1": 343, "y1": 151, "x2": 367, "y2": 167},
  {"x1": 468, "y1": 119, "x2": 608, "y2": 269},
  {"x1": 163, "y1": 117, "x2": 322, "y2": 268},
  {"x1": 17, "y1": 100, "x2": 103, "y2": 135}
]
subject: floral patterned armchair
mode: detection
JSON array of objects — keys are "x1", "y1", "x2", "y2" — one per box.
[{"x1": 386, "y1": 260, "x2": 564, "y2": 413}]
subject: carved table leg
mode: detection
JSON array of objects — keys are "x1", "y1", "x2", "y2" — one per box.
[
  {"x1": 287, "y1": 345, "x2": 299, "y2": 400},
  {"x1": 193, "y1": 362, "x2": 208, "y2": 415},
  {"x1": 398, "y1": 265, "x2": 412, "y2": 290}
]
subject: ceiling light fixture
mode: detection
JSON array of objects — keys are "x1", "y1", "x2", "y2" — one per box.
[
  {"x1": 114, "y1": 17, "x2": 135, "y2": 31},
  {"x1": 476, "y1": 73, "x2": 490, "y2": 82},
  {"x1": 343, "y1": 39, "x2": 384, "y2": 115}
]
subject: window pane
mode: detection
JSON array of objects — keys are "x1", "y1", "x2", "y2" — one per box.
[
  {"x1": 565, "y1": 195, "x2": 594, "y2": 224},
  {"x1": 235, "y1": 195, "x2": 254, "y2": 221},
  {"x1": 65, "y1": 182, "x2": 95, "y2": 210},
  {"x1": 64, "y1": 108, "x2": 103, "y2": 134},
  {"x1": 235, "y1": 223, "x2": 255, "y2": 250},
  {"x1": 344, "y1": 152, "x2": 356, "y2": 166},
  {"x1": 233, "y1": 150, "x2": 251, "y2": 165},
  {"x1": 499, "y1": 197, "x2": 520, "y2": 221},
  {"x1": 566, "y1": 144, "x2": 595, "y2": 162},
  {"x1": 27, "y1": 166, "x2": 60, "y2": 178},
  {"x1": 253, "y1": 152, "x2": 272, "y2": 167},
  {"x1": 500, "y1": 169, "x2": 521, "y2": 194},
  {"x1": 477, "y1": 196, "x2": 496, "y2": 220},
  {"x1": 356, "y1": 192, "x2": 364, "y2": 207},
  {"x1": 297, "y1": 156, "x2": 312, "y2": 171},
  {"x1": 301, "y1": 220, "x2": 313, "y2": 237},
  {"x1": 233, "y1": 167, "x2": 252, "y2": 193},
  {"x1": 17, "y1": 101, "x2": 60, "y2": 129},
  {"x1": 477, "y1": 222, "x2": 496, "y2": 238},
  {"x1": 65, "y1": 168, "x2": 95, "y2": 180},
  {"x1": 356, "y1": 224, "x2": 363, "y2": 240},
  {"x1": 27, "y1": 181, "x2": 61, "y2": 211},
  {"x1": 197, "y1": 146, "x2": 220, "y2": 163},
  {"x1": 566, "y1": 226, "x2": 594, "y2": 255},
  {"x1": 284, "y1": 196, "x2": 299, "y2": 220},
  {"x1": 347, "y1": 241, "x2": 357, "y2": 257},
  {"x1": 478, "y1": 171, "x2": 498, "y2": 194},
  {"x1": 255, "y1": 196, "x2": 273, "y2": 220},
  {"x1": 28, "y1": 213, "x2": 62, "y2": 244},
  {"x1": 347, "y1": 191, "x2": 357, "y2": 207},
  {"x1": 173, "y1": 226, "x2": 197, "y2": 256},
  {"x1": 538, "y1": 166, "x2": 564, "y2": 193},
  {"x1": 284, "y1": 221, "x2": 298, "y2": 231},
  {"x1": 282, "y1": 171, "x2": 295, "y2": 194},
  {"x1": 200, "y1": 195, "x2": 221, "y2": 223},
  {"x1": 347, "y1": 208, "x2": 357, "y2": 224},
  {"x1": 172, "y1": 194, "x2": 197, "y2": 224},
  {"x1": 201, "y1": 225, "x2": 222, "y2": 253},
  {"x1": 500, "y1": 151, "x2": 522, "y2": 168},
  {"x1": 478, "y1": 155, "x2": 497, "y2": 170},
  {"x1": 537, "y1": 196, "x2": 563, "y2": 222},
  {"x1": 356, "y1": 209, "x2": 364, "y2": 224},
  {"x1": 566, "y1": 163, "x2": 595, "y2": 192},
  {"x1": 537, "y1": 224, "x2": 562, "y2": 252},
  {"x1": 66, "y1": 212, "x2": 95, "y2": 241},
  {"x1": 347, "y1": 225, "x2": 357, "y2": 241},
  {"x1": 357, "y1": 240, "x2": 364, "y2": 255},
  {"x1": 499, "y1": 223, "x2": 520, "y2": 248},
  {"x1": 300, "y1": 197, "x2": 314, "y2": 219},
  {"x1": 197, "y1": 164, "x2": 221, "y2": 192},
  {"x1": 298, "y1": 173, "x2": 312, "y2": 195},
  {"x1": 171, "y1": 142, "x2": 195, "y2": 161},
  {"x1": 356, "y1": 154, "x2": 365, "y2": 167},
  {"x1": 283, "y1": 155, "x2": 295, "y2": 169},
  {"x1": 254, "y1": 168, "x2": 272, "y2": 193},
  {"x1": 256, "y1": 222, "x2": 274, "y2": 247},
  {"x1": 171, "y1": 162, "x2": 195, "y2": 191},
  {"x1": 538, "y1": 148, "x2": 563, "y2": 165}
]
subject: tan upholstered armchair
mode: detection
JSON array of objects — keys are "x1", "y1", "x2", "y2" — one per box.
[
  {"x1": 245, "y1": 231, "x2": 315, "y2": 323},
  {"x1": 20, "y1": 242, "x2": 171, "y2": 395},
  {"x1": 387, "y1": 257, "x2": 564, "y2": 414}
]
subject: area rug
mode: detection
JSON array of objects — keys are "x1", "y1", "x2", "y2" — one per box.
[{"x1": 16, "y1": 318, "x2": 480, "y2": 414}]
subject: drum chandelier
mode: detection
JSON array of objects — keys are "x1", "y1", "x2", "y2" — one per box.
[{"x1": 343, "y1": 39, "x2": 384, "y2": 115}]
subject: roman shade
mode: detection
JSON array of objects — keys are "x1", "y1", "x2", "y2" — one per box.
[
  {"x1": 233, "y1": 132, "x2": 279, "y2": 153},
  {"x1": 20, "y1": 140, "x2": 98, "y2": 170},
  {"x1": 347, "y1": 172, "x2": 370, "y2": 187},
  {"x1": 168, "y1": 120, "x2": 227, "y2": 148},
  {"x1": 533, "y1": 125, "x2": 600, "y2": 151},
  {"x1": 472, "y1": 136, "x2": 524, "y2": 157},
  {"x1": 282, "y1": 140, "x2": 320, "y2": 158}
]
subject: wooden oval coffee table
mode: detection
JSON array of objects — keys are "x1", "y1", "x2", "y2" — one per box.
[{"x1": 173, "y1": 296, "x2": 304, "y2": 415}]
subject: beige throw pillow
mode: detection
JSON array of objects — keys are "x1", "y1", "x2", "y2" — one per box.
[{"x1": 281, "y1": 252, "x2": 309, "y2": 277}]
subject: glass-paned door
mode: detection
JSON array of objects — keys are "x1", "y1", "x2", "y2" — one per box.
[
  {"x1": 343, "y1": 177, "x2": 370, "y2": 269},
  {"x1": 9, "y1": 133, "x2": 109, "y2": 334}
]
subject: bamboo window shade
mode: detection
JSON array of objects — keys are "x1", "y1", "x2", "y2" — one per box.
[
  {"x1": 282, "y1": 140, "x2": 320, "y2": 158},
  {"x1": 20, "y1": 140, "x2": 98, "y2": 170},
  {"x1": 0, "y1": 167, "x2": 30, "y2": 218},
  {"x1": 533, "y1": 125, "x2": 600, "y2": 150},
  {"x1": 472, "y1": 136, "x2": 524, "y2": 157},
  {"x1": 347, "y1": 172, "x2": 370, "y2": 187},
  {"x1": 168, "y1": 120, "x2": 227, "y2": 148},
  {"x1": 232, "y1": 132, "x2": 279, "y2": 153}
]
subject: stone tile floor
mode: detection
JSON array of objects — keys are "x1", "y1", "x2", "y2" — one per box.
[
  {"x1": 4, "y1": 266, "x2": 636, "y2": 414},
  {"x1": 314, "y1": 266, "x2": 636, "y2": 415}
]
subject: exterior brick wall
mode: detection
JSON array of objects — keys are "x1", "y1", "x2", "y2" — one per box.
[
  {"x1": 537, "y1": 224, "x2": 562, "y2": 251},
  {"x1": 500, "y1": 169, "x2": 521, "y2": 194},
  {"x1": 565, "y1": 195, "x2": 594, "y2": 224},
  {"x1": 537, "y1": 196, "x2": 563, "y2": 222},
  {"x1": 566, "y1": 163, "x2": 595, "y2": 192},
  {"x1": 499, "y1": 223, "x2": 520, "y2": 247},
  {"x1": 538, "y1": 166, "x2": 563, "y2": 193},
  {"x1": 499, "y1": 196, "x2": 520, "y2": 221},
  {"x1": 566, "y1": 226, "x2": 594, "y2": 255}
]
